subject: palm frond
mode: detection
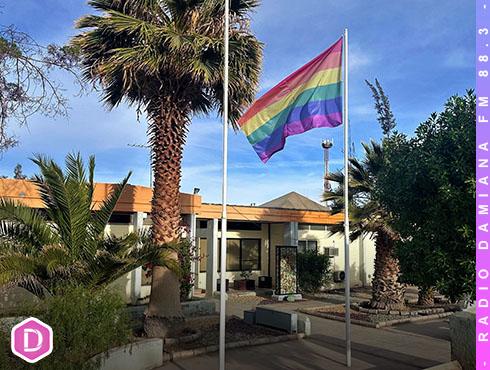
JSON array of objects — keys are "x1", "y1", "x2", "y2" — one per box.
[
  {"x1": 323, "y1": 140, "x2": 394, "y2": 240},
  {"x1": 73, "y1": 0, "x2": 263, "y2": 124},
  {"x1": 0, "y1": 153, "x2": 163, "y2": 299},
  {"x1": 91, "y1": 171, "x2": 131, "y2": 237},
  {"x1": 0, "y1": 199, "x2": 57, "y2": 251}
]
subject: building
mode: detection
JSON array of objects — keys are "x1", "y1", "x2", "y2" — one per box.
[{"x1": 0, "y1": 179, "x2": 375, "y2": 306}]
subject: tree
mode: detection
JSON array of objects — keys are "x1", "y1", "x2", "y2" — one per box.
[
  {"x1": 365, "y1": 79, "x2": 396, "y2": 136},
  {"x1": 73, "y1": 0, "x2": 262, "y2": 334},
  {"x1": 13, "y1": 163, "x2": 26, "y2": 179},
  {"x1": 379, "y1": 91, "x2": 476, "y2": 304},
  {"x1": 0, "y1": 153, "x2": 176, "y2": 298},
  {"x1": 325, "y1": 142, "x2": 405, "y2": 310},
  {"x1": 324, "y1": 80, "x2": 405, "y2": 310},
  {"x1": 0, "y1": 25, "x2": 81, "y2": 153}
]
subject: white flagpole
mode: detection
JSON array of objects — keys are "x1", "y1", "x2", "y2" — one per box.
[
  {"x1": 343, "y1": 28, "x2": 352, "y2": 368},
  {"x1": 219, "y1": 1, "x2": 230, "y2": 370}
]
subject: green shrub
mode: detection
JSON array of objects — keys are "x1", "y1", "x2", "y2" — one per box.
[
  {"x1": 0, "y1": 333, "x2": 9, "y2": 370},
  {"x1": 0, "y1": 153, "x2": 175, "y2": 299},
  {"x1": 297, "y1": 250, "x2": 332, "y2": 293},
  {"x1": 178, "y1": 238, "x2": 199, "y2": 301},
  {"x1": 2, "y1": 285, "x2": 132, "y2": 370}
]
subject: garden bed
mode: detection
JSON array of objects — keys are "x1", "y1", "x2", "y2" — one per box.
[
  {"x1": 162, "y1": 316, "x2": 303, "y2": 361},
  {"x1": 300, "y1": 304, "x2": 458, "y2": 328},
  {"x1": 352, "y1": 301, "x2": 461, "y2": 316},
  {"x1": 163, "y1": 316, "x2": 287, "y2": 352}
]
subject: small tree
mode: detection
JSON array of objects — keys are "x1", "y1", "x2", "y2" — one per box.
[
  {"x1": 379, "y1": 91, "x2": 476, "y2": 304},
  {"x1": 0, "y1": 153, "x2": 177, "y2": 298},
  {"x1": 13, "y1": 164, "x2": 26, "y2": 179},
  {"x1": 177, "y1": 238, "x2": 199, "y2": 301},
  {"x1": 297, "y1": 250, "x2": 331, "y2": 293},
  {"x1": 325, "y1": 80, "x2": 406, "y2": 310}
]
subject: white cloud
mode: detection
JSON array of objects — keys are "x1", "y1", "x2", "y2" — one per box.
[
  {"x1": 349, "y1": 43, "x2": 374, "y2": 72},
  {"x1": 351, "y1": 103, "x2": 374, "y2": 118},
  {"x1": 443, "y1": 49, "x2": 473, "y2": 69}
]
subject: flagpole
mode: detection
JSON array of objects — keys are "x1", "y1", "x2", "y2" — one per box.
[
  {"x1": 343, "y1": 28, "x2": 352, "y2": 368},
  {"x1": 219, "y1": 1, "x2": 230, "y2": 370}
]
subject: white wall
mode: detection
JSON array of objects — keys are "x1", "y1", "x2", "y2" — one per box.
[
  {"x1": 299, "y1": 226, "x2": 376, "y2": 288},
  {"x1": 195, "y1": 221, "x2": 376, "y2": 291},
  {"x1": 195, "y1": 223, "x2": 270, "y2": 290},
  {"x1": 102, "y1": 221, "x2": 377, "y2": 297}
]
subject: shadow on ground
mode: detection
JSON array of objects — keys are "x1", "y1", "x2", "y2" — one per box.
[
  {"x1": 385, "y1": 319, "x2": 451, "y2": 342},
  {"x1": 162, "y1": 333, "x2": 444, "y2": 370}
]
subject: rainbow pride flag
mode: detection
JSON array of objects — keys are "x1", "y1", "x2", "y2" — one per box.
[{"x1": 239, "y1": 37, "x2": 343, "y2": 163}]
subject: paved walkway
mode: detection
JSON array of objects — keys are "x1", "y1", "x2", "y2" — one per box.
[{"x1": 157, "y1": 297, "x2": 451, "y2": 370}]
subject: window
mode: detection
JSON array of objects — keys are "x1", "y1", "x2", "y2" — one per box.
[
  {"x1": 226, "y1": 239, "x2": 241, "y2": 271},
  {"x1": 199, "y1": 238, "x2": 207, "y2": 272},
  {"x1": 299, "y1": 224, "x2": 327, "y2": 231},
  {"x1": 298, "y1": 240, "x2": 318, "y2": 253},
  {"x1": 218, "y1": 238, "x2": 261, "y2": 271},
  {"x1": 109, "y1": 213, "x2": 131, "y2": 224},
  {"x1": 242, "y1": 239, "x2": 260, "y2": 270},
  {"x1": 218, "y1": 221, "x2": 261, "y2": 231},
  {"x1": 198, "y1": 220, "x2": 208, "y2": 229},
  {"x1": 310, "y1": 224, "x2": 327, "y2": 231}
]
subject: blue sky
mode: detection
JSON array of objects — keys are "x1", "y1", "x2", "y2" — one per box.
[{"x1": 0, "y1": 0, "x2": 474, "y2": 205}]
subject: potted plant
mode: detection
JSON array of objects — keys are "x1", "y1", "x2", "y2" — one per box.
[{"x1": 234, "y1": 270, "x2": 256, "y2": 291}]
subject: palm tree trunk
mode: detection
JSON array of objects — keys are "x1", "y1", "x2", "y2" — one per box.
[
  {"x1": 145, "y1": 100, "x2": 188, "y2": 336},
  {"x1": 370, "y1": 230, "x2": 405, "y2": 310},
  {"x1": 417, "y1": 286, "x2": 435, "y2": 306}
]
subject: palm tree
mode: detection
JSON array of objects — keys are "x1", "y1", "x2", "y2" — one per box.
[
  {"x1": 73, "y1": 0, "x2": 262, "y2": 329},
  {"x1": 324, "y1": 141, "x2": 405, "y2": 310},
  {"x1": 0, "y1": 153, "x2": 175, "y2": 298}
]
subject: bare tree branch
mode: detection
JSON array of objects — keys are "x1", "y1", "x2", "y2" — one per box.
[{"x1": 0, "y1": 25, "x2": 84, "y2": 154}]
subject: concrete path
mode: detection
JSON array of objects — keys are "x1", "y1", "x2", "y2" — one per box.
[{"x1": 157, "y1": 308, "x2": 451, "y2": 370}]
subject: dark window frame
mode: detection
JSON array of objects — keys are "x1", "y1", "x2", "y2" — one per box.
[
  {"x1": 218, "y1": 221, "x2": 262, "y2": 231},
  {"x1": 298, "y1": 239, "x2": 318, "y2": 253},
  {"x1": 108, "y1": 213, "x2": 132, "y2": 224},
  {"x1": 218, "y1": 238, "x2": 261, "y2": 272}
]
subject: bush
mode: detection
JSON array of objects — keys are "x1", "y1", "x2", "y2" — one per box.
[
  {"x1": 0, "y1": 334, "x2": 9, "y2": 370},
  {"x1": 297, "y1": 250, "x2": 332, "y2": 293},
  {"x1": 178, "y1": 238, "x2": 199, "y2": 301},
  {"x1": 1, "y1": 286, "x2": 132, "y2": 370}
]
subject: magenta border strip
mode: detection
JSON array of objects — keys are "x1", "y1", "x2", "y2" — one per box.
[{"x1": 477, "y1": 1, "x2": 490, "y2": 368}]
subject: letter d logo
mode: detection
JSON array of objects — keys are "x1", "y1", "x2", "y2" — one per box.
[{"x1": 23, "y1": 328, "x2": 43, "y2": 352}]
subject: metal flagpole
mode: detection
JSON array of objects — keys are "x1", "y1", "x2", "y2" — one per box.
[
  {"x1": 343, "y1": 27, "x2": 351, "y2": 368},
  {"x1": 219, "y1": 1, "x2": 230, "y2": 370}
]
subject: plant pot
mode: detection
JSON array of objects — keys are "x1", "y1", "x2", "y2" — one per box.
[
  {"x1": 258, "y1": 276, "x2": 272, "y2": 289},
  {"x1": 245, "y1": 279, "x2": 256, "y2": 290},
  {"x1": 234, "y1": 279, "x2": 256, "y2": 291},
  {"x1": 233, "y1": 280, "x2": 247, "y2": 290}
]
